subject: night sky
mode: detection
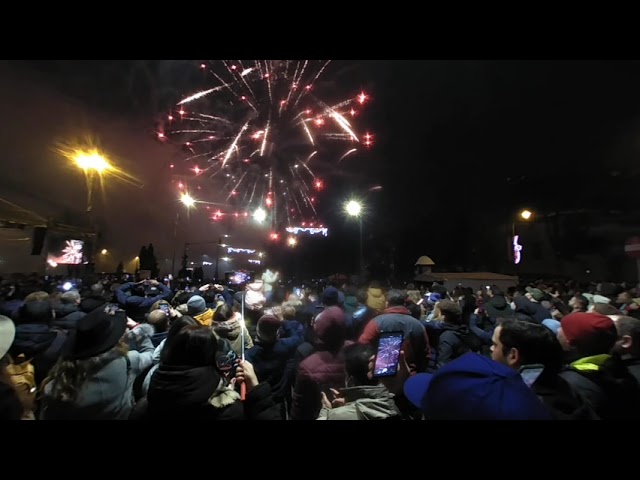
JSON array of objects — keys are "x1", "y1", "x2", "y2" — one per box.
[{"x1": 3, "y1": 60, "x2": 640, "y2": 279}]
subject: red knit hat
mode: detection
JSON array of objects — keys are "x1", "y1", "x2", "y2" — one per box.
[{"x1": 560, "y1": 312, "x2": 616, "y2": 345}]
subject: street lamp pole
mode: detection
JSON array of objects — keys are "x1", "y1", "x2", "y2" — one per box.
[
  {"x1": 359, "y1": 217, "x2": 364, "y2": 278},
  {"x1": 215, "y1": 237, "x2": 222, "y2": 282},
  {"x1": 171, "y1": 211, "x2": 179, "y2": 277}
]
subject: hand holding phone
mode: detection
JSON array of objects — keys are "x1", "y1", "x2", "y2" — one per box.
[{"x1": 373, "y1": 332, "x2": 404, "y2": 377}]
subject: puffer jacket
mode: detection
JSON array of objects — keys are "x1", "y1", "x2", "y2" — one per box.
[
  {"x1": 212, "y1": 313, "x2": 253, "y2": 357},
  {"x1": 366, "y1": 288, "x2": 386, "y2": 313},
  {"x1": 40, "y1": 325, "x2": 155, "y2": 420},
  {"x1": 317, "y1": 385, "x2": 400, "y2": 420},
  {"x1": 291, "y1": 306, "x2": 351, "y2": 420}
]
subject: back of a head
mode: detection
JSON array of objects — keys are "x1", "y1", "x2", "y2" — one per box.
[
  {"x1": 18, "y1": 301, "x2": 53, "y2": 325},
  {"x1": 148, "y1": 310, "x2": 169, "y2": 333},
  {"x1": 592, "y1": 303, "x2": 622, "y2": 316},
  {"x1": 314, "y1": 306, "x2": 347, "y2": 350},
  {"x1": 282, "y1": 305, "x2": 296, "y2": 321},
  {"x1": 561, "y1": 312, "x2": 618, "y2": 357},
  {"x1": 60, "y1": 290, "x2": 80, "y2": 305},
  {"x1": 162, "y1": 324, "x2": 217, "y2": 367},
  {"x1": 614, "y1": 316, "x2": 640, "y2": 356},
  {"x1": 370, "y1": 281, "x2": 381, "y2": 290},
  {"x1": 24, "y1": 291, "x2": 49, "y2": 303},
  {"x1": 343, "y1": 343, "x2": 376, "y2": 386},
  {"x1": 90, "y1": 283, "x2": 105, "y2": 297},
  {"x1": 438, "y1": 299, "x2": 463, "y2": 324},
  {"x1": 490, "y1": 285, "x2": 504, "y2": 297},
  {"x1": 386, "y1": 289, "x2": 405, "y2": 307},
  {"x1": 213, "y1": 303, "x2": 235, "y2": 323}
]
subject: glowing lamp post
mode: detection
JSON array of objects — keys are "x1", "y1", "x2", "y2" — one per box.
[
  {"x1": 72, "y1": 149, "x2": 111, "y2": 214},
  {"x1": 511, "y1": 209, "x2": 534, "y2": 271},
  {"x1": 344, "y1": 199, "x2": 364, "y2": 277}
]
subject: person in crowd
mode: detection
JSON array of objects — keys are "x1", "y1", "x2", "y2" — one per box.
[
  {"x1": 359, "y1": 289, "x2": 430, "y2": 373},
  {"x1": 52, "y1": 290, "x2": 86, "y2": 331},
  {"x1": 317, "y1": 343, "x2": 400, "y2": 420},
  {"x1": 142, "y1": 324, "x2": 281, "y2": 420},
  {"x1": 403, "y1": 352, "x2": 553, "y2": 420},
  {"x1": 211, "y1": 303, "x2": 253, "y2": 356},
  {"x1": 185, "y1": 295, "x2": 214, "y2": 327},
  {"x1": 490, "y1": 318, "x2": 594, "y2": 419},
  {"x1": 39, "y1": 306, "x2": 155, "y2": 419},
  {"x1": 116, "y1": 280, "x2": 172, "y2": 323},
  {"x1": 291, "y1": 306, "x2": 350, "y2": 420},
  {"x1": 147, "y1": 309, "x2": 170, "y2": 347},
  {"x1": 366, "y1": 281, "x2": 386, "y2": 314},
  {"x1": 484, "y1": 286, "x2": 514, "y2": 321},
  {"x1": 0, "y1": 315, "x2": 24, "y2": 420},
  {"x1": 79, "y1": 283, "x2": 109, "y2": 314},
  {"x1": 557, "y1": 312, "x2": 640, "y2": 419},
  {"x1": 611, "y1": 315, "x2": 640, "y2": 383},
  {"x1": 10, "y1": 301, "x2": 67, "y2": 385},
  {"x1": 432, "y1": 300, "x2": 483, "y2": 368}
]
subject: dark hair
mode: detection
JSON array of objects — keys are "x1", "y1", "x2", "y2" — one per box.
[
  {"x1": 490, "y1": 285, "x2": 504, "y2": 297},
  {"x1": 617, "y1": 316, "x2": 640, "y2": 342},
  {"x1": 386, "y1": 289, "x2": 405, "y2": 307},
  {"x1": 572, "y1": 295, "x2": 588, "y2": 311},
  {"x1": 343, "y1": 343, "x2": 376, "y2": 386},
  {"x1": 438, "y1": 300, "x2": 462, "y2": 325},
  {"x1": 90, "y1": 283, "x2": 104, "y2": 296},
  {"x1": 497, "y1": 319, "x2": 563, "y2": 373},
  {"x1": 592, "y1": 303, "x2": 622, "y2": 316},
  {"x1": 160, "y1": 316, "x2": 198, "y2": 363},
  {"x1": 214, "y1": 303, "x2": 235, "y2": 322},
  {"x1": 162, "y1": 324, "x2": 217, "y2": 367}
]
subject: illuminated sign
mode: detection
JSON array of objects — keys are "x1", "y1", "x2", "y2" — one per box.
[
  {"x1": 513, "y1": 235, "x2": 522, "y2": 265},
  {"x1": 248, "y1": 259, "x2": 261, "y2": 265},
  {"x1": 227, "y1": 247, "x2": 256, "y2": 254},
  {"x1": 285, "y1": 227, "x2": 328, "y2": 237}
]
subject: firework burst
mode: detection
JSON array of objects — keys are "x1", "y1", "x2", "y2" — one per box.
[{"x1": 159, "y1": 60, "x2": 373, "y2": 228}]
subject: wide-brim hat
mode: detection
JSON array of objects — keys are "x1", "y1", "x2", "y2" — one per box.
[
  {"x1": 0, "y1": 315, "x2": 16, "y2": 359},
  {"x1": 63, "y1": 306, "x2": 127, "y2": 360}
]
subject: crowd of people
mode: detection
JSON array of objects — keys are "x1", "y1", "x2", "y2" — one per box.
[{"x1": 1, "y1": 272, "x2": 639, "y2": 420}]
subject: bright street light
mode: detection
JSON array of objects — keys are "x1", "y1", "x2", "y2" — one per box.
[
  {"x1": 253, "y1": 208, "x2": 267, "y2": 223},
  {"x1": 101, "y1": 249, "x2": 108, "y2": 255},
  {"x1": 72, "y1": 149, "x2": 111, "y2": 173},
  {"x1": 287, "y1": 236, "x2": 298, "y2": 247},
  {"x1": 345, "y1": 200, "x2": 363, "y2": 217},
  {"x1": 180, "y1": 193, "x2": 196, "y2": 208},
  {"x1": 519, "y1": 209, "x2": 533, "y2": 221}
]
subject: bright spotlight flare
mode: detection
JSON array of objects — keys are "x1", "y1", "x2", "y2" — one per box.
[
  {"x1": 345, "y1": 200, "x2": 363, "y2": 217},
  {"x1": 253, "y1": 207, "x2": 267, "y2": 223},
  {"x1": 73, "y1": 149, "x2": 111, "y2": 173},
  {"x1": 161, "y1": 60, "x2": 373, "y2": 227},
  {"x1": 180, "y1": 192, "x2": 196, "y2": 208}
]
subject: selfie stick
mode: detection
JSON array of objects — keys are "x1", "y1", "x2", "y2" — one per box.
[{"x1": 240, "y1": 288, "x2": 246, "y2": 401}]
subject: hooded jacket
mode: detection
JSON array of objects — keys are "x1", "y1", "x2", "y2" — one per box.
[
  {"x1": 291, "y1": 306, "x2": 351, "y2": 420},
  {"x1": 559, "y1": 354, "x2": 640, "y2": 420},
  {"x1": 359, "y1": 306, "x2": 430, "y2": 373},
  {"x1": 40, "y1": 325, "x2": 155, "y2": 420},
  {"x1": 212, "y1": 313, "x2": 253, "y2": 357},
  {"x1": 144, "y1": 363, "x2": 281, "y2": 420},
  {"x1": 245, "y1": 282, "x2": 266, "y2": 311},
  {"x1": 366, "y1": 288, "x2": 386, "y2": 313},
  {"x1": 317, "y1": 385, "x2": 401, "y2": 420},
  {"x1": 52, "y1": 303, "x2": 86, "y2": 331},
  {"x1": 436, "y1": 323, "x2": 482, "y2": 367},
  {"x1": 484, "y1": 295, "x2": 514, "y2": 320},
  {"x1": 194, "y1": 308, "x2": 214, "y2": 327},
  {"x1": 11, "y1": 323, "x2": 67, "y2": 385}
]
